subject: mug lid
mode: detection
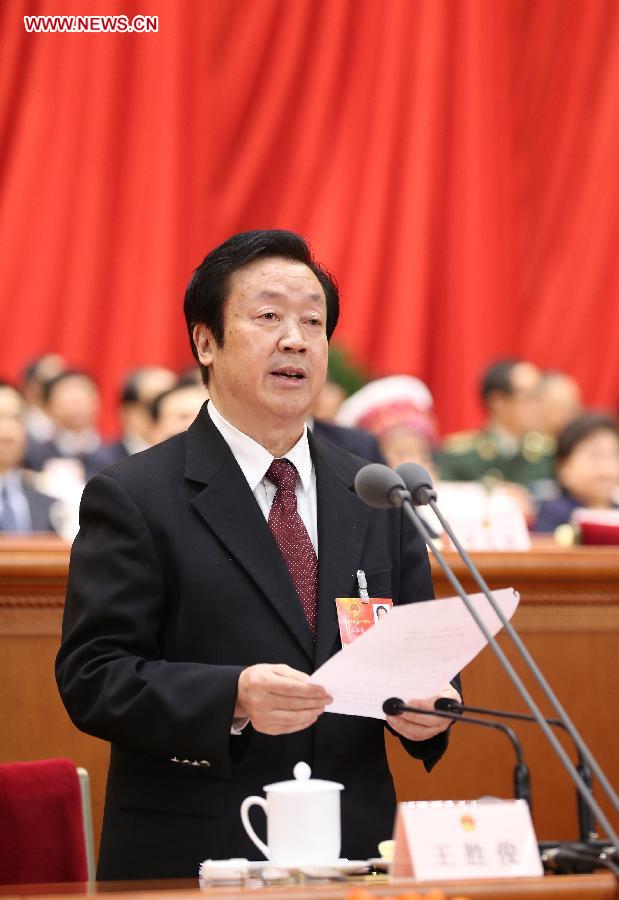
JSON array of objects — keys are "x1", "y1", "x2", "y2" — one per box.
[{"x1": 263, "y1": 761, "x2": 344, "y2": 794}]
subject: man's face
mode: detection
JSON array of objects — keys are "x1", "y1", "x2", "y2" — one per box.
[
  {"x1": 152, "y1": 385, "x2": 208, "y2": 443},
  {"x1": 490, "y1": 363, "x2": 543, "y2": 438},
  {"x1": 48, "y1": 376, "x2": 99, "y2": 432},
  {"x1": 122, "y1": 367, "x2": 177, "y2": 442},
  {"x1": 0, "y1": 387, "x2": 27, "y2": 471},
  {"x1": 539, "y1": 375, "x2": 582, "y2": 437},
  {"x1": 195, "y1": 257, "x2": 329, "y2": 441}
]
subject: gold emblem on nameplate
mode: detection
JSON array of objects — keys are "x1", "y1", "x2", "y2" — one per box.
[{"x1": 460, "y1": 814, "x2": 476, "y2": 832}]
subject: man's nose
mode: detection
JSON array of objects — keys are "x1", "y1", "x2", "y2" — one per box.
[{"x1": 278, "y1": 320, "x2": 307, "y2": 351}]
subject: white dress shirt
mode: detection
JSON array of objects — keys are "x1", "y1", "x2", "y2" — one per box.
[{"x1": 207, "y1": 401, "x2": 318, "y2": 554}]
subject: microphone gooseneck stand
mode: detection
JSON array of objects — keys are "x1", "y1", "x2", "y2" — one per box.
[
  {"x1": 386, "y1": 696, "x2": 615, "y2": 873},
  {"x1": 438, "y1": 698, "x2": 595, "y2": 842},
  {"x1": 353, "y1": 463, "x2": 619, "y2": 855},
  {"x1": 383, "y1": 698, "x2": 532, "y2": 809}
]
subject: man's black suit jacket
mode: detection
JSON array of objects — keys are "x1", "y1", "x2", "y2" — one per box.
[
  {"x1": 56, "y1": 406, "x2": 452, "y2": 880},
  {"x1": 0, "y1": 475, "x2": 56, "y2": 533}
]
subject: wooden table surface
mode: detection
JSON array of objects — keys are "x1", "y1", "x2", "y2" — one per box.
[{"x1": 1, "y1": 873, "x2": 618, "y2": 899}]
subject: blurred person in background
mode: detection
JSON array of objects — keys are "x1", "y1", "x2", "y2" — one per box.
[
  {"x1": 97, "y1": 366, "x2": 178, "y2": 467},
  {"x1": 311, "y1": 376, "x2": 346, "y2": 422},
  {"x1": 538, "y1": 370, "x2": 583, "y2": 438},
  {"x1": 0, "y1": 381, "x2": 58, "y2": 533},
  {"x1": 309, "y1": 413, "x2": 385, "y2": 463},
  {"x1": 533, "y1": 413, "x2": 619, "y2": 534},
  {"x1": 20, "y1": 353, "x2": 67, "y2": 442},
  {"x1": 308, "y1": 353, "x2": 385, "y2": 462},
  {"x1": 177, "y1": 365, "x2": 205, "y2": 386},
  {"x1": 310, "y1": 377, "x2": 385, "y2": 463},
  {"x1": 439, "y1": 359, "x2": 554, "y2": 489},
  {"x1": 25, "y1": 370, "x2": 104, "y2": 480},
  {"x1": 150, "y1": 382, "x2": 209, "y2": 443},
  {"x1": 336, "y1": 374, "x2": 437, "y2": 473}
]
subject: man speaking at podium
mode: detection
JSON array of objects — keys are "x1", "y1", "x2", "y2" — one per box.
[{"x1": 56, "y1": 230, "x2": 460, "y2": 880}]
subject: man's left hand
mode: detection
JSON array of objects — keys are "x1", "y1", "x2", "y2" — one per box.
[{"x1": 385, "y1": 684, "x2": 461, "y2": 742}]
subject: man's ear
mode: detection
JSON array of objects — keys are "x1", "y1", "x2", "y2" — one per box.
[{"x1": 193, "y1": 323, "x2": 215, "y2": 367}]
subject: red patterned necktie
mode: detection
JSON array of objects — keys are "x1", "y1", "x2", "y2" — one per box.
[{"x1": 266, "y1": 458, "x2": 318, "y2": 638}]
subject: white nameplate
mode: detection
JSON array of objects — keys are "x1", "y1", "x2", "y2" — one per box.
[{"x1": 391, "y1": 800, "x2": 543, "y2": 881}]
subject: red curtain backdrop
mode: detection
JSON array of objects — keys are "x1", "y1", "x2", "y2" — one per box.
[{"x1": 1, "y1": 0, "x2": 619, "y2": 436}]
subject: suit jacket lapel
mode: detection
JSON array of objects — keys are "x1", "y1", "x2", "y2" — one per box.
[
  {"x1": 185, "y1": 408, "x2": 315, "y2": 663},
  {"x1": 311, "y1": 434, "x2": 372, "y2": 668}
]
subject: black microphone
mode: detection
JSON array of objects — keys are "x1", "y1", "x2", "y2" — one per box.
[
  {"x1": 384, "y1": 697, "x2": 532, "y2": 809},
  {"x1": 435, "y1": 697, "x2": 596, "y2": 842},
  {"x1": 393, "y1": 461, "x2": 437, "y2": 506},
  {"x1": 354, "y1": 462, "x2": 619, "y2": 852},
  {"x1": 353, "y1": 464, "x2": 410, "y2": 509}
]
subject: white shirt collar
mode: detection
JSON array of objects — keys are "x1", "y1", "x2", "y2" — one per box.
[{"x1": 206, "y1": 401, "x2": 313, "y2": 493}]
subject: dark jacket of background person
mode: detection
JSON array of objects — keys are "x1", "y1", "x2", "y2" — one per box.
[
  {"x1": 0, "y1": 474, "x2": 57, "y2": 532},
  {"x1": 21, "y1": 478, "x2": 56, "y2": 531},
  {"x1": 533, "y1": 489, "x2": 584, "y2": 533},
  {"x1": 25, "y1": 437, "x2": 111, "y2": 481},
  {"x1": 438, "y1": 428, "x2": 555, "y2": 486},
  {"x1": 312, "y1": 418, "x2": 385, "y2": 464},
  {"x1": 55, "y1": 410, "x2": 451, "y2": 880},
  {"x1": 533, "y1": 488, "x2": 619, "y2": 533},
  {"x1": 89, "y1": 439, "x2": 131, "y2": 470}
]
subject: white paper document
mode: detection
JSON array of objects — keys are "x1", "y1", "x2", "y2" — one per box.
[{"x1": 310, "y1": 588, "x2": 519, "y2": 719}]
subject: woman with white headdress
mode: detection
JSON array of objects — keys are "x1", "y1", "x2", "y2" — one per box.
[{"x1": 335, "y1": 375, "x2": 438, "y2": 473}]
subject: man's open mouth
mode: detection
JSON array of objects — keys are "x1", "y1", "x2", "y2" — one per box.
[{"x1": 271, "y1": 369, "x2": 306, "y2": 379}]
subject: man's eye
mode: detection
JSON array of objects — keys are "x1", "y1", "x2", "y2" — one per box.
[{"x1": 261, "y1": 312, "x2": 277, "y2": 320}]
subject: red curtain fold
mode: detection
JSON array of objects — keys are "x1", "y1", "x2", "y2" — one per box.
[{"x1": 1, "y1": 0, "x2": 618, "y2": 437}]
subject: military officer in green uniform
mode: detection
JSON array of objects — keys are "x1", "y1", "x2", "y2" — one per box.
[{"x1": 439, "y1": 359, "x2": 555, "y2": 488}]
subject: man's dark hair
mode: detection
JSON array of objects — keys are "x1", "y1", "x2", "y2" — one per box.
[
  {"x1": 150, "y1": 383, "x2": 204, "y2": 424},
  {"x1": 119, "y1": 367, "x2": 173, "y2": 407},
  {"x1": 480, "y1": 359, "x2": 523, "y2": 404},
  {"x1": 120, "y1": 369, "x2": 146, "y2": 406},
  {"x1": 177, "y1": 367, "x2": 203, "y2": 388},
  {"x1": 183, "y1": 230, "x2": 340, "y2": 385},
  {"x1": 556, "y1": 412, "x2": 619, "y2": 466},
  {"x1": 41, "y1": 370, "x2": 97, "y2": 405},
  {"x1": 21, "y1": 355, "x2": 60, "y2": 387},
  {"x1": 22, "y1": 358, "x2": 45, "y2": 386}
]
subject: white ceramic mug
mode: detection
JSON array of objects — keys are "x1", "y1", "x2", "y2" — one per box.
[{"x1": 240, "y1": 762, "x2": 343, "y2": 866}]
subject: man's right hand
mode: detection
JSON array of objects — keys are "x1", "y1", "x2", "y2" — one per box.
[{"x1": 234, "y1": 664, "x2": 333, "y2": 735}]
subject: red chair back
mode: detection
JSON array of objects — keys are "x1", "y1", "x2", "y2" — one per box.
[{"x1": 0, "y1": 758, "x2": 88, "y2": 884}]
